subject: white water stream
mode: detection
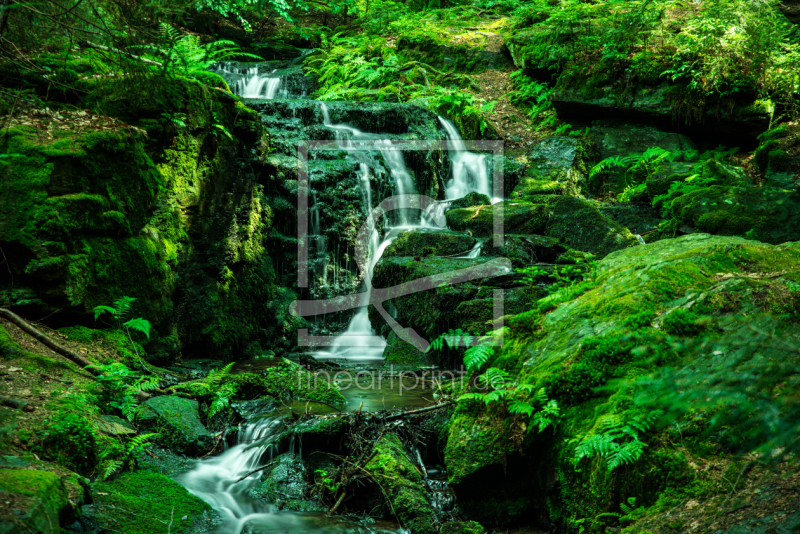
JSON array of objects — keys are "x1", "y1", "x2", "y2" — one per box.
[
  {"x1": 214, "y1": 65, "x2": 283, "y2": 99},
  {"x1": 311, "y1": 105, "x2": 494, "y2": 361},
  {"x1": 179, "y1": 416, "x2": 404, "y2": 534}
]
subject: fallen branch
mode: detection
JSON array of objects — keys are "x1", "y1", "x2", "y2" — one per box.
[
  {"x1": 0, "y1": 308, "x2": 100, "y2": 376},
  {"x1": 384, "y1": 402, "x2": 453, "y2": 421},
  {"x1": 235, "y1": 460, "x2": 278, "y2": 482},
  {"x1": 327, "y1": 490, "x2": 346, "y2": 516},
  {"x1": 0, "y1": 395, "x2": 34, "y2": 412},
  {"x1": 79, "y1": 40, "x2": 163, "y2": 67}
]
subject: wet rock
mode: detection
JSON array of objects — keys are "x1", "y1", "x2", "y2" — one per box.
[
  {"x1": 383, "y1": 229, "x2": 478, "y2": 258},
  {"x1": 448, "y1": 192, "x2": 491, "y2": 211},
  {"x1": 364, "y1": 434, "x2": 434, "y2": 532},
  {"x1": 249, "y1": 452, "x2": 309, "y2": 501},
  {"x1": 135, "y1": 447, "x2": 198, "y2": 477},
  {"x1": 482, "y1": 234, "x2": 566, "y2": 266},
  {"x1": 135, "y1": 396, "x2": 214, "y2": 455},
  {"x1": 544, "y1": 196, "x2": 638, "y2": 256},
  {"x1": 513, "y1": 137, "x2": 588, "y2": 198},
  {"x1": 597, "y1": 205, "x2": 662, "y2": 236},
  {"x1": 668, "y1": 186, "x2": 800, "y2": 244},
  {"x1": 383, "y1": 330, "x2": 431, "y2": 365},
  {"x1": 231, "y1": 398, "x2": 277, "y2": 421},
  {"x1": 446, "y1": 201, "x2": 549, "y2": 237}
]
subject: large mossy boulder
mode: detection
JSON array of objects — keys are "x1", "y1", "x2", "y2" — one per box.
[
  {"x1": 364, "y1": 434, "x2": 434, "y2": 534},
  {"x1": 82, "y1": 471, "x2": 219, "y2": 534},
  {"x1": 444, "y1": 233, "x2": 800, "y2": 526},
  {"x1": 383, "y1": 330, "x2": 430, "y2": 365},
  {"x1": 135, "y1": 396, "x2": 214, "y2": 455},
  {"x1": 0, "y1": 467, "x2": 75, "y2": 534},
  {"x1": 669, "y1": 186, "x2": 800, "y2": 244}
]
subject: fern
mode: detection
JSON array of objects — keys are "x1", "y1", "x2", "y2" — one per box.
[
  {"x1": 123, "y1": 318, "x2": 152, "y2": 340},
  {"x1": 463, "y1": 345, "x2": 493, "y2": 371},
  {"x1": 574, "y1": 411, "x2": 662, "y2": 472}
]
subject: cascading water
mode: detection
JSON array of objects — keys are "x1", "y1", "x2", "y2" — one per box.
[
  {"x1": 311, "y1": 105, "x2": 499, "y2": 361},
  {"x1": 438, "y1": 117, "x2": 493, "y2": 202},
  {"x1": 212, "y1": 65, "x2": 282, "y2": 99},
  {"x1": 178, "y1": 416, "x2": 403, "y2": 534}
]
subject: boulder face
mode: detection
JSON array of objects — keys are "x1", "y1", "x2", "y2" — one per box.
[
  {"x1": 383, "y1": 229, "x2": 478, "y2": 258},
  {"x1": 513, "y1": 136, "x2": 589, "y2": 198},
  {"x1": 364, "y1": 434, "x2": 434, "y2": 534},
  {"x1": 444, "y1": 234, "x2": 800, "y2": 524},
  {"x1": 135, "y1": 396, "x2": 214, "y2": 455},
  {"x1": 592, "y1": 121, "x2": 696, "y2": 161},
  {"x1": 83, "y1": 471, "x2": 219, "y2": 534},
  {"x1": 551, "y1": 75, "x2": 771, "y2": 143},
  {"x1": 446, "y1": 201, "x2": 549, "y2": 237},
  {"x1": 249, "y1": 452, "x2": 308, "y2": 502},
  {"x1": 669, "y1": 186, "x2": 800, "y2": 244},
  {"x1": 0, "y1": 468, "x2": 72, "y2": 534}
]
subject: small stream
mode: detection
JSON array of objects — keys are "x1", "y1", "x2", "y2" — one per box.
[
  {"x1": 178, "y1": 417, "x2": 407, "y2": 534},
  {"x1": 182, "y1": 62, "x2": 472, "y2": 534}
]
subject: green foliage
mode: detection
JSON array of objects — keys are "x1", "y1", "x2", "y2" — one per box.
[
  {"x1": 99, "y1": 433, "x2": 160, "y2": 480},
  {"x1": 574, "y1": 411, "x2": 662, "y2": 472},
  {"x1": 508, "y1": 70, "x2": 556, "y2": 129},
  {"x1": 661, "y1": 309, "x2": 704, "y2": 336},
  {"x1": 94, "y1": 296, "x2": 152, "y2": 340},
  {"x1": 36, "y1": 407, "x2": 97, "y2": 473},
  {"x1": 589, "y1": 147, "x2": 675, "y2": 191},
  {"x1": 91, "y1": 362, "x2": 162, "y2": 421},
  {"x1": 635, "y1": 327, "x2": 800, "y2": 462},
  {"x1": 170, "y1": 363, "x2": 239, "y2": 417},
  {"x1": 134, "y1": 23, "x2": 261, "y2": 82},
  {"x1": 516, "y1": 257, "x2": 597, "y2": 298}
]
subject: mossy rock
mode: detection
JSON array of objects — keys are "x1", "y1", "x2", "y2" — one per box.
[
  {"x1": 446, "y1": 201, "x2": 549, "y2": 238},
  {"x1": 440, "y1": 520, "x2": 484, "y2": 534},
  {"x1": 645, "y1": 162, "x2": 694, "y2": 197},
  {"x1": 669, "y1": 186, "x2": 800, "y2": 244},
  {"x1": 482, "y1": 234, "x2": 566, "y2": 266},
  {"x1": 544, "y1": 196, "x2": 638, "y2": 256},
  {"x1": 0, "y1": 468, "x2": 72, "y2": 534},
  {"x1": 383, "y1": 229, "x2": 478, "y2": 258},
  {"x1": 85, "y1": 471, "x2": 219, "y2": 534},
  {"x1": 448, "y1": 192, "x2": 491, "y2": 211},
  {"x1": 248, "y1": 452, "x2": 308, "y2": 501},
  {"x1": 513, "y1": 136, "x2": 588, "y2": 198},
  {"x1": 364, "y1": 434, "x2": 433, "y2": 528},
  {"x1": 135, "y1": 396, "x2": 214, "y2": 455},
  {"x1": 444, "y1": 233, "x2": 800, "y2": 525},
  {"x1": 383, "y1": 330, "x2": 430, "y2": 365}
]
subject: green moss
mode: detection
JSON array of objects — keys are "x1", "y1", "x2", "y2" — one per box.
[
  {"x1": 60, "y1": 326, "x2": 146, "y2": 367},
  {"x1": 90, "y1": 471, "x2": 216, "y2": 534},
  {"x1": 660, "y1": 309, "x2": 704, "y2": 336},
  {"x1": 261, "y1": 360, "x2": 345, "y2": 405},
  {"x1": 754, "y1": 139, "x2": 778, "y2": 171},
  {"x1": 446, "y1": 201, "x2": 549, "y2": 238},
  {"x1": 365, "y1": 434, "x2": 432, "y2": 525},
  {"x1": 767, "y1": 149, "x2": 789, "y2": 172},
  {"x1": 0, "y1": 469, "x2": 69, "y2": 533}
]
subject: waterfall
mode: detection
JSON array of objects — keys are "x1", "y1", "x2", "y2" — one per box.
[
  {"x1": 438, "y1": 117, "x2": 492, "y2": 202},
  {"x1": 459, "y1": 241, "x2": 483, "y2": 259},
  {"x1": 178, "y1": 416, "x2": 402, "y2": 534},
  {"x1": 212, "y1": 65, "x2": 283, "y2": 99},
  {"x1": 310, "y1": 106, "x2": 495, "y2": 361},
  {"x1": 313, "y1": 104, "x2": 438, "y2": 361}
]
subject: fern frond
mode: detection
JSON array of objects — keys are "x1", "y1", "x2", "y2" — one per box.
[
  {"x1": 463, "y1": 345, "x2": 493, "y2": 371},
  {"x1": 123, "y1": 317, "x2": 151, "y2": 339},
  {"x1": 508, "y1": 401, "x2": 535, "y2": 417}
]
